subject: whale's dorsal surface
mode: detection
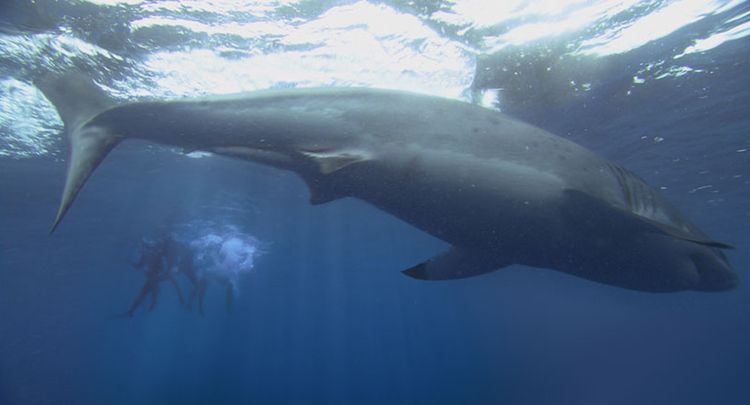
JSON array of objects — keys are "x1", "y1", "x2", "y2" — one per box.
[{"x1": 35, "y1": 71, "x2": 737, "y2": 292}]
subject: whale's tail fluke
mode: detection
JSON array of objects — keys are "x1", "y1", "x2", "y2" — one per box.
[{"x1": 35, "y1": 72, "x2": 121, "y2": 233}]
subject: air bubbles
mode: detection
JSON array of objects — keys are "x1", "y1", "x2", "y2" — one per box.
[
  {"x1": 479, "y1": 88, "x2": 501, "y2": 110},
  {"x1": 688, "y1": 184, "x2": 713, "y2": 194},
  {"x1": 639, "y1": 135, "x2": 665, "y2": 143},
  {"x1": 0, "y1": 78, "x2": 61, "y2": 158}
]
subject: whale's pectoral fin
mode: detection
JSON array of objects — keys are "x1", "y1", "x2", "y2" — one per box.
[
  {"x1": 35, "y1": 71, "x2": 121, "y2": 233},
  {"x1": 300, "y1": 149, "x2": 371, "y2": 175},
  {"x1": 402, "y1": 247, "x2": 510, "y2": 281},
  {"x1": 297, "y1": 148, "x2": 371, "y2": 205},
  {"x1": 562, "y1": 189, "x2": 733, "y2": 249},
  {"x1": 209, "y1": 146, "x2": 294, "y2": 168}
]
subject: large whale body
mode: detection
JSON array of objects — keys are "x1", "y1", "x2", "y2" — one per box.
[{"x1": 36, "y1": 72, "x2": 737, "y2": 292}]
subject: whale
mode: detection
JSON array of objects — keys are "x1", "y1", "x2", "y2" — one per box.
[{"x1": 35, "y1": 71, "x2": 737, "y2": 292}]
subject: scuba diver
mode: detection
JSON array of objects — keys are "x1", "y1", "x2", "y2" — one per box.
[
  {"x1": 189, "y1": 234, "x2": 229, "y2": 316},
  {"x1": 119, "y1": 224, "x2": 261, "y2": 317},
  {"x1": 122, "y1": 237, "x2": 186, "y2": 317},
  {"x1": 173, "y1": 240, "x2": 206, "y2": 316},
  {"x1": 213, "y1": 235, "x2": 257, "y2": 313},
  {"x1": 190, "y1": 233, "x2": 257, "y2": 315}
]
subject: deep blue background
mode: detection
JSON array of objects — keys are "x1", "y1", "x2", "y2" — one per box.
[
  {"x1": 1, "y1": 129, "x2": 748, "y2": 405},
  {"x1": 1, "y1": 2, "x2": 750, "y2": 404}
]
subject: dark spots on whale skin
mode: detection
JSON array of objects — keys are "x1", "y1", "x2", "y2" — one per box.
[
  {"x1": 472, "y1": 127, "x2": 479, "y2": 133},
  {"x1": 557, "y1": 154, "x2": 567, "y2": 162}
]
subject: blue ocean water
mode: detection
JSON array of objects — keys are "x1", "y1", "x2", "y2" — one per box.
[{"x1": 1, "y1": 1, "x2": 749, "y2": 404}]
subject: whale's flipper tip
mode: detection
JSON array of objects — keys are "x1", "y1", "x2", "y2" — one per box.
[
  {"x1": 402, "y1": 262, "x2": 430, "y2": 279},
  {"x1": 402, "y1": 247, "x2": 508, "y2": 281}
]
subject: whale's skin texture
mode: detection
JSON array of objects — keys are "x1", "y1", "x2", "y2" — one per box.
[{"x1": 36, "y1": 73, "x2": 738, "y2": 292}]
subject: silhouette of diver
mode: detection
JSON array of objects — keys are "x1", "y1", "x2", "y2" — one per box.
[
  {"x1": 123, "y1": 237, "x2": 186, "y2": 317},
  {"x1": 121, "y1": 229, "x2": 254, "y2": 317},
  {"x1": 190, "y1": 234, "x2": 251, "y2": 315},
  {"x1": 174, "y1": 241, "x2": 207, "y2": 316}
]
